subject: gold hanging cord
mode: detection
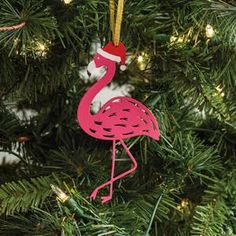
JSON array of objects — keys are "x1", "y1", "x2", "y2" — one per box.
[{"x1": 109, "y1": 0, "x2": 124, "y2": 46}]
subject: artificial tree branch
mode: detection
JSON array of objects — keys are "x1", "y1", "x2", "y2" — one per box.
[{"x1": 0, "y1": 79, "x2": 20, "y2": 101}]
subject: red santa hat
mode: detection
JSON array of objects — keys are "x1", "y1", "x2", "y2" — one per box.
[{"x1": 97, "y1": 42, "x2": 127, "y2": 71}]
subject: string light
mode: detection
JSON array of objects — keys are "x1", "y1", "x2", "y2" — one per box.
[
  {"x1": 50, "y1": 185, "x2": 99, "y2": 221},
  {"x1": 137, "y1": 52, "x2": 149, "y2": 70},
  {"x1": 35, "y1": 41, "x2": 49, "y2": 57},
  {"x1": 177, "y1": 37, "x2": 184, "y2": 43},
  {"x1": 216, "y1": 85, "x2": 225, "y2": 97},
  {"x1": 51, "y1": 185, "x2": 69, "y2": 203},
  {"x1": 137, "y1": 55, "x2": 144, "y2": 63},
  {"x1": 177, "y1": 198, "x2": 189, "y2": 210},
  {"x1": 205, "y1": 24, "x2": 215, "y2": 38},
  {"x1": 13, "y1": 38, "x2": 20, "y2": 45},
  {"x1": 64, "y1": 0, "x2": 72, "y2": 4},
  {"x1": 37, "y1": 43, "x2": 46, "y2": 51},
  {"x1": 170, "y1": 36, "x2": 177, "y2": 43},
  {"x1": 170, "y1": 35, "x2": 185, "y2": 44}
]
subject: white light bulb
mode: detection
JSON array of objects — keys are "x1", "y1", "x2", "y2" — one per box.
[
  {"x1": 137, "y1": 55, "x2": 144, "y2": 63},
  {"x1": 206, "y1": 24, "x2": 215, "y2": 38},
  {"x1": 51, "y1": 185, "x2": 69, "y2": 202},
  {"x1": 64, "y1": 0, "x2": 72, "y2": 4},
  {"x1": 170, "y1": 36, "x2": 177, "y2": 43},
  {"x1": 35, "y1": 41, "x2": 49, "y2": 57},
  {"x1": 216, "y1": 85, "x2": 225, "y2": 97},
  {"x1": 37, "y1": 43, "x2": 46, "y2": 51}
]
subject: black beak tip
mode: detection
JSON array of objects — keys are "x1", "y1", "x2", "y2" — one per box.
[{"x1": 87, "y1": 70, "x2": 91, "y2": 77}]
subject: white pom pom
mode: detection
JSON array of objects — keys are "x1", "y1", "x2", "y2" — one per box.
[{"x1": 120, "y1": 65, "x2": 127, "y2": 71}]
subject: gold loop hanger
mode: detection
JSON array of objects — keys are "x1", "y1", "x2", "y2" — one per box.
[{"x1": 109, "y1": 0, "x2": 124, "y2": 46}]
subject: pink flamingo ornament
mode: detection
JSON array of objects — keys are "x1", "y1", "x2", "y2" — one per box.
[{"x1": 77, "y1": 42, "x2": 160, "y2": 204}]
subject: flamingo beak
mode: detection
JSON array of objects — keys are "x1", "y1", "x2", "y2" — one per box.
[
  {"x1": 87, "y1": 60, "x2": 96, "y2": 75},
  {"x1": 87, "y1": 60, "x2": 104, "y2": 78}
]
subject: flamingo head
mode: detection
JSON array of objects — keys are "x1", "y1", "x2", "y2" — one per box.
[
  {"x1": 94, "y1": 53, "x2": 116, "y2": 68},
  {"x1": 87, "y1": 42, "x2": 127, "y2": 76},
  {"x1": 87, "y1": 53, "x2": 116, "y2": 75}
]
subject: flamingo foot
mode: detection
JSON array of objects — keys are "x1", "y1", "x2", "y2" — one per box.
[
  {"x1": 90, "y1": 188, "x2": 99, "y2": 200},
  {"x1": 101, "y1": 195, "x2": 112, "y2": 204}
]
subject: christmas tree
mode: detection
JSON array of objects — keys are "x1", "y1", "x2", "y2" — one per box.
[{"x1": 0, "y1": 0, "x2": 235, "y2": 235}]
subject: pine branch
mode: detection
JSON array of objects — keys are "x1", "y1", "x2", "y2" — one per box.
[
  {"x1": 0, "y1": 209, "x2": 65, "y2": 235},
  {"x1": 203, "y1": 171, "x2": 236, "y2": 211},
  {"x1": 133, "y1": 188, "x2": 176, "y2": 224},
  {"x1": 0, "y1": 78, "x2": 20, "y2": 100},
  {"x1": 190, "y1": 0, "x2": 236, "y2": 46},
  {"x1": 190, "y1": 171, "x2": 236, "y2": 236},
  {"x1": 154, "y1": 132, "x2": 223, "y2": 179},
  {"x1": 191, "y1": 201, "x2": 229, "y2": 236},
  {"x1": 209, "y1": 1, "x2": 236, "y2": 45},
  {"x1": 0, "y1": 106, "x2": 21, "y2": 148},
  {"x1": 194, "y1": 119, "x2": 236, "y2": 160},
  {"x1": 0, "y1": 0, "x2": 61, "y2": 55},
  {"x1": 0, "y1": 207, "x2": 128, "y2": 235},
  {"x1": 0, "y1": 173, "x2": 64, "y2": 215}
]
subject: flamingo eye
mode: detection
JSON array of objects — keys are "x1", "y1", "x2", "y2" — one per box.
[{"x1": 97, "y1": 56, "x2": 100, "y2": 60}]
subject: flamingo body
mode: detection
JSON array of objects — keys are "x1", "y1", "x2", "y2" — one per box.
[{"x1": 86, "y1": 96, "x2": 159, "y2": 141}]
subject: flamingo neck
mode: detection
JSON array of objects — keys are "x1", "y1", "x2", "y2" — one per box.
[{"x1": 78, "y1": 64, "x2": 116, "y2": 124}]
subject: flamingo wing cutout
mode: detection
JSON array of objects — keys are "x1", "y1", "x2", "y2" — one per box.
[{"x1": 88, "y1": 97, "x2": 160, "y2": 141}]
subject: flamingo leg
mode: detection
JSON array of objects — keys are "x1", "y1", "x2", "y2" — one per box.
[
  {"x1": 101, "y1": 140, "x2": 116, "y2": 204},
  {"x1": 90, "y1": 140, "x2": 116, "y2": 203},
  {"x1": 90, "y1": 139, "x2": 138, "y2": 203},
  {"x1": 116, "y1": 139, "x2": 138, "y2": 180}
]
